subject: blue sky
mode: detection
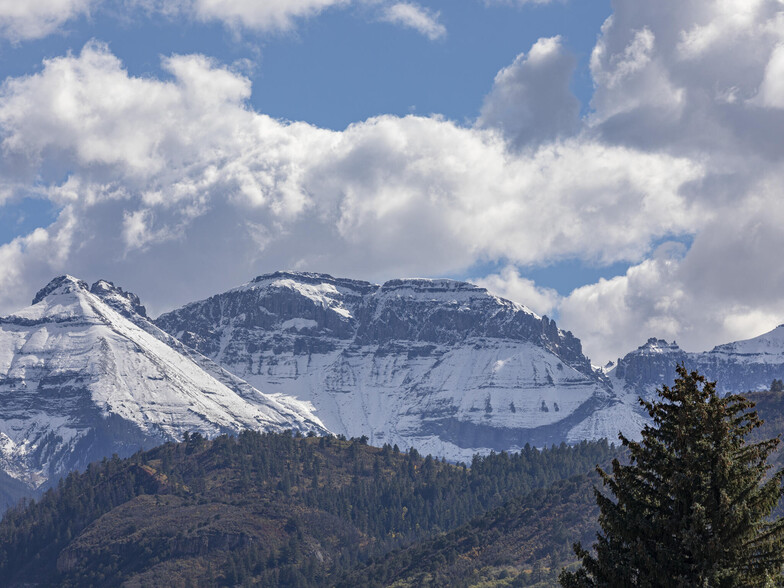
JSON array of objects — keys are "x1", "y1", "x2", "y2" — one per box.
[
  {"x1": 0, "y1": 0, "x2": 783, "y2": 363},
  {"x1": 0, "y1": 1, "x2": 610, "y2": 131}
]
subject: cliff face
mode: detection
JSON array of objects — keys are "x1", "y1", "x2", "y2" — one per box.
[
  {"x1": 157, "y1": 272, "x2": 635, "y2": 461},
  {"x1": 612, "y1": 338, "x2": 688, "y2": 396}
]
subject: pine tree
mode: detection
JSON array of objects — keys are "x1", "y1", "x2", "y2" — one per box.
[{"x1": 560, "y1": 366, "x2": 784, "y2": 587}]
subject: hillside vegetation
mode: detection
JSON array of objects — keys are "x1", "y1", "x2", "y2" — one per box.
[
  {"x1": 338, "y1": 474, "x2": 598, "y2": 587},
  {"x1": 0, "y1": 431, "x2": 616, "y2": 587}
]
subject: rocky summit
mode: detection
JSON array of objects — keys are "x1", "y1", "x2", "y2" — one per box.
[
  {"x1": 156, "y1": 272, "x2": 641, "y2": 462},
  {"x1": 610, "y1": 326, "x2": 784, "y2": 399},
  {"x1": 0, "y1": 276, "x2": 325, "y2": 493}
]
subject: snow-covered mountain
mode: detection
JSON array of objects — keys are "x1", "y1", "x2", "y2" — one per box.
[
  {"x1": 611, "y1": 327, "x2": 784, "y2": 399},
  {"x1": 6, "y1": 270, "x2": 781, "y2": 491},
  {"x1": 0, "y1": 276, "x2": 325, "y2": 490},
  {"x1": 156, "y1": 272, "x2": 642, "y2": 462}
]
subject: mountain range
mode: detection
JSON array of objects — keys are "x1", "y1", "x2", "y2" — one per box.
[
  {"x1": 1, "y1": 271, "x2": 784, "y2": 501},
  {"x1": 609, "y1": 330, "x2": 784, "y2": 398},
  {"x1": 155, "y1": 272, "x2": 626, "y2": 462}
]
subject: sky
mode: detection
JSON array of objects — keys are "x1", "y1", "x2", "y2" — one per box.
[{"x1": 0, "y1": 0, "x2": 783, "y2": 365}]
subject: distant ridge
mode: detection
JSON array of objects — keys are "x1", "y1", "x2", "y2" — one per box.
[{"x1": 610, "y1": 326, "x2": 784, "y2": 398}]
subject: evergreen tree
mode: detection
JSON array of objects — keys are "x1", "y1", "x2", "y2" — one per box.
[{"x1": 560, "y1": 366, "x2": 784, "y2": 587}]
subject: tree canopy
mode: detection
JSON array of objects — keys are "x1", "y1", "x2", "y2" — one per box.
[{"x1": 561, "y1": 366, "x2": 784, "y2": 587}]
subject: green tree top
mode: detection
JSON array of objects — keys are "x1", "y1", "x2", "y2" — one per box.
[{"x1": 561, "y1": 365, "x2": 784, "y2": 587}]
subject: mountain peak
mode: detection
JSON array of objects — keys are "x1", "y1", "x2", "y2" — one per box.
[
  {"x1": 90, "y1": 280, "x2": 147, "y2": 318},
  {"x1": 758, "y1": 323, "x2": 784, "y2": 339},
  {"x1": 637, "y1": 338, "x2": 682, "y2": 353},
  {"x1": 31, "y1": 275, "x2": 89, "y2": 305},
  {"x1": 709, "y1": 322, "x2": 784, "y2": 356}
]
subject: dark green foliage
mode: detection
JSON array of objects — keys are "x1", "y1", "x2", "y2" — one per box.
[
  {"x1": 561, "y1": 367, "x2": 784, "y2": 588},
  {"x1": 0, "y1": 431, "x2": 617, "y2": 587},
  {"x1": 339, "y1": 473, "x2": 602, "y2": 588},
  {"x1": 771, "y1": 379, "x2": 784, "y2": 393},
  {"x1": 0, "y1": 470, "x2": 31, "y2": 513},
  {"x1": 735, "y1": 388, "x2": 784, "y2": 522}
]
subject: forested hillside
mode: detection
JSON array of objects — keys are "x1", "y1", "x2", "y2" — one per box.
[
  {"x1": 349, "y1": 385, "x2": 784, "y2": 587},
  {"x1": 1, "y1": 384, "x2": 781, "y2": 587},
  {"x1": 0, "y1": 472, "x2": 29, "y2": 514},
  {"x1": 339, "y1": 474, "x2": 598, "y2": 587},
  {"x1": 0, "y1": 432, "x2": 616, "y2": 587},
  {"x1": 748, "y1": 388, "x2": 784, "y2": 450}
]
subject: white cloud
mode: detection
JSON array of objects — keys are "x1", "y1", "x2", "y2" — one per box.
[
  {"x1": 0, "y1": 41, "x2": 701, "y2": 316},
  {"x1": 559, "y1": 202, "x2": 784, "y2": 364},
  {"x1": 676, "y1": 0, "x2": 771, "y2": 60},
  {"x1": 559, "y1": 243, "x2": 688, "y2": 364},
  {"x1": 135, "y1": 0, "x2": 446, "y2": 38},
  {"x1": 754, "y1": 43, "x2": 784, "y2": 108},
  {"x1": 593, "y1": 27, "x2": 655, "y2": 89},
  {"x1": 0, "y1": 43, "x2": 256, "y2": 179},
  {"x1": 122, "y1": 208, "x2": 180, "y2": 251},
  {"x1": 379, "y1": 3, "x2": 446, "y2": 40},
  {"x1": 127, "y1": 0, "x2": 350, "y2": 32},
  {"x1": 588, "y1": 0, "x2": 784, "y2": 157},
  {"x1": 189, "y1": 0, "x2": 350, "y2": 32},
  {"x1": 474, "y1": 267, "x2": 560, "y2": 317},
  {"x1": 4, "y1": 0, "x2": 784, "y2": 369},
  {"x1": 0, "y1": 0, "x2": 95, "y2": 41},
  {"x1": 0, "y1": 0, "x2": 441, "y2": 41},
  {"x1": 541, "y1": 0, "x2": 784, "y2": 362},
  {"x1": 481, "y1": 0, "x2": 559, "y2": 5},
  {"x1": 477, "y1": 36, "x2": 579, "y2": 147}
]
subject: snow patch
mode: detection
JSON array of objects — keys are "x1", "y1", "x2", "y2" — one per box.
[{"x1": 281, "y1": 318, "x2": 318, "y2": 331}]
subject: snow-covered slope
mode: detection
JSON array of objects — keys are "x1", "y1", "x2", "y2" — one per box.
[
  {"x1": 610, "y1": 327, "x2": 784, "y2": 400},
  {"x1": 157, "y1": 272, "x2": 638, "y2": 461},
  {"x1": 0, "y1": 276, "x2": 325, "y2": 489},
  {"x1": 9, "y1": 270, "x2": 781, "y2": 486}
]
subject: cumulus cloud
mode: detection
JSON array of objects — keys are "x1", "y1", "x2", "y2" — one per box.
[
  {"x1": 134, "y1": 0, "x2": 446, "y2": 38},
  {"x1": 481, "y1": 0, "x2": 559, "y2": 5},
  {"x1": 4, "y1": 0, "x2": 784, "y2": 368},
  {"x1": 0, "y1": 0, "x2": 441, "y2": 41},
  {"x1": 588, "y1": 0, "x2": 784, "y2": 160},
  {"x1": 477, "y1": 36, "x2": 580, "y2": 147},
  {"x1": 0, "y1": 0, "x2": 95, "y2": 42},
  {"x1": 159, "y1": 0, "x2": 350, "y2": 32},
  {"x1": 755, "y1": 43, "x2": 784, "y2": 108},
  {"x1": 559, "y1": 205, "x2": 784, "y2": 364},
  {"x1": 559, "y1": 243, "x2": 689, "y2": 364},
  {"x1": 379, "y1": 3, "x2": 446, "y2": 40},
  {"x1": 0, "y1": 40, "x2": 701, "y2": 316},
  {"x1": 542, "y1": 0, "x2": 784, "y2": 362},
  {"x1": 471, "y1": 0, "x2": 784, "y2": 364},
  {"x1": 474, "y1": 267, "x2": 560, "y2": 318}
]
